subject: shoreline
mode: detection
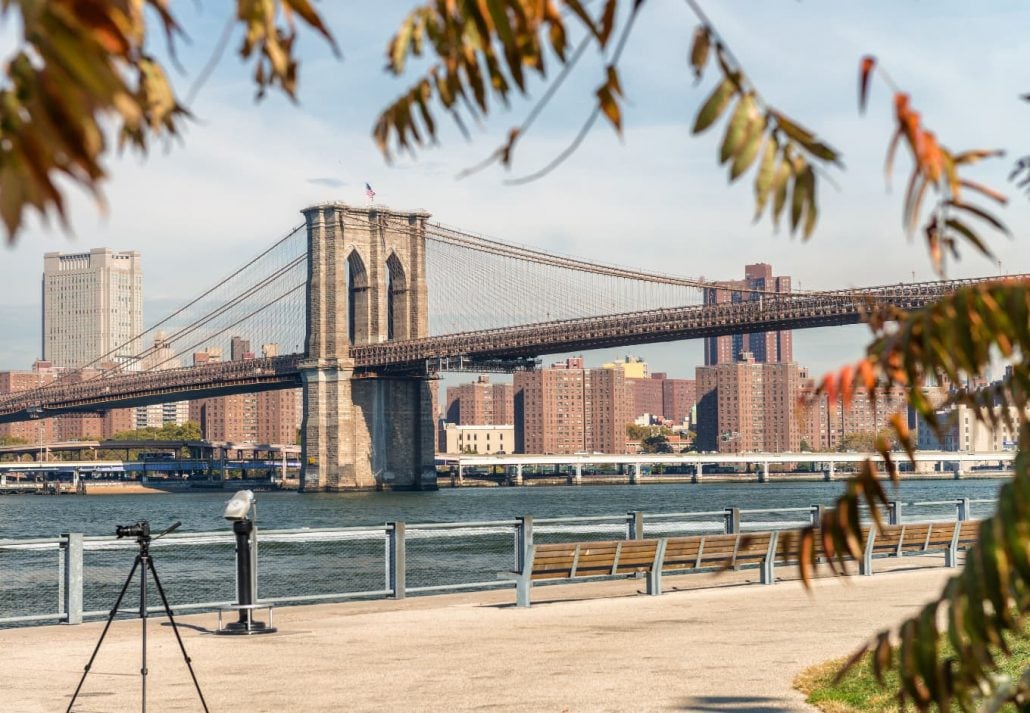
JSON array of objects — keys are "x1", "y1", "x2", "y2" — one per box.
[{"x1": 0, "y1": 470, "x2": 1008, "y2": 495}]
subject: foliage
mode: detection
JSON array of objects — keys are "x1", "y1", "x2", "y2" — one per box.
[
  {"x1": 789, "y1": 61, "x2": 1026, "y2": 711},
  {"x1": 109, "y1": 421, "x2": 201, "y2": 442},
  {"x1": 836, "y1": 430, "x2": 899, "y2": 454},
  {"x1": 0, "y1": 436, "x2": 28, "y2": 446},
  {"x1": 0, "y1": 0, "x2": 335, "y2": 241},
  {"x1": 800, "y1": 439, "x2": 812, "y2": 453},
  {"x1": 626, "y1": 423, "x2": 670, "y2": 440},
  {"x1": 640, "y1": 433, "x2": 673, "y2": 454},
  {"x1": 858, "y1": 58, "x2": 1008, "y2": 274},
  {"x1": 377, "y1": 1, "x2": 839, "y2": 234},
  {"x1": 795, "y1": 623, "x2": 1030, "y2": 712}
]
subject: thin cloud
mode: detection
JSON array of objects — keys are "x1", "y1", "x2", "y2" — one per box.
[{"x1": 307, "y1": 177, "x2": 347, "y2": 188}]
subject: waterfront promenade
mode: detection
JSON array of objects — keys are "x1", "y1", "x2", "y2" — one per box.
[{"x1": 1, "y1": 562, "x2": 955, "y2": 712}]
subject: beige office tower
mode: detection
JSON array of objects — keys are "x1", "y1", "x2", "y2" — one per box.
[{"x1": 42, "y1": 248, "x2": 143, "y2": 368}]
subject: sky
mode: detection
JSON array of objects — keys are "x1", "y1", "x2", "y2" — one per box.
[{"x1": 3, "y1": 1, "x2": 1030, "y2": 385}]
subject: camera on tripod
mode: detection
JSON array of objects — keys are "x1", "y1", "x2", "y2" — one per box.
[{"x1": 115, "y1": 520, "x2": 151, "y2": 541}]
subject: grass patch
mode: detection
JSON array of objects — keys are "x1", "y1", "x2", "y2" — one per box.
[{"x1": 795, "y1": 626, "x2": 1030, "y2": 712}]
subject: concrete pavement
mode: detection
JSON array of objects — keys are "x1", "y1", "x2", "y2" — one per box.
[{"x1": 0, "y1": 562, "x2": 956, "y2": 712}]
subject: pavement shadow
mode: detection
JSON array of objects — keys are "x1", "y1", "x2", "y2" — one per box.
[
  {"x1": 160, "y1": 620, "x2": 213, "y2": 635},
  {"x1": 678, "y1": 695, "x2": 797, "y2": 712}
]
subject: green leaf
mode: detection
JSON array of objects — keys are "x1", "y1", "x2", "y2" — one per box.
[
  {"x1": 720, "y1": 92, "x2": 755, "y2": 164},
  {"x1": 944, "y1": 218, "x2": 993, "y2": 259},
  {"x1": 801, "y1": 166, "x2": 817, "y2": 239},
  {"x1": 948, "y1": 200, "x2": 1011, "y2": 236},
  {"x1": 771, "y1": 110, "x2": 840, "y2": 164},
  {"x1": 730, "y1": 115, "x2": 765, "y2": 181},
  {"x1": 790, "y1": 159, "x2": 810, "y2": 234},
  {"x1": 692, "y1": 76, "x2": 737, "y2": 135},
  {"x1": 770, "y1": 155, "x2": 792, "y2": 229},
  {"x1": 753, "y1": 135, "x2": 778, "y2": 220}
]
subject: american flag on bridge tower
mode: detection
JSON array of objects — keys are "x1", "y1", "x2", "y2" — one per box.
[{"x1": 365, "y1": 182, "x2": 376, "y2": 201}]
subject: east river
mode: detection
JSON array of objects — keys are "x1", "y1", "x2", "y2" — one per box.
[{"x1": 0, "y1": 478, "x2": 1006, "y2": 539}]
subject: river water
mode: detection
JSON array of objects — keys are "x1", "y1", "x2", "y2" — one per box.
[
  {"x1": 0, "y1": 478, "x2": 1006, "y2": 539},
  {"x1": 0, "y1": 479, "x2": 1005, "y2": 625}
]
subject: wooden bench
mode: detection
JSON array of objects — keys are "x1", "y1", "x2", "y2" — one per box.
[
  {"x1": 502, "y1": 532, "x2": 778, "y2": 607},
  {"x1": 860, "y1": 520, "x2": 980, "y2": 574},
  {"x1": 654, "y1": 532, "x2": 777, "y2": 595},
  {"x1": 501, "y1": 539, "x2": 662, "y2": 607},
  {"x1": 501, "y1": 520, "x2": 981, "y2": 607},
  {"x1": 772, "y1": 526, "x2": 870, "y2": 571}
]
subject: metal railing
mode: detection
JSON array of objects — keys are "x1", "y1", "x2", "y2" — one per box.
[{"x1": 0, "y1": 497, "x2": 993, "y2": 627}]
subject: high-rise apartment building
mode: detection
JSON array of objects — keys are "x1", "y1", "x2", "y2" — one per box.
[
  {"x1": 42, "y1": 248, "x2": 143, "y2": 368},
  {"x1": 659, "y1": 374, "x2": 697, "y2": 426},
  {"x1": 695, "y1": 353, "x2": 804, "y2": 453},
  {"x1": 189, "y1": 340, "x2": 300, "y2": 444},
  {"x1": 444, "y1": 375, "x2": 514, "y2": 425},
  {"x1": 704, "y1": 263, "x2": 792, "y2": 366},
  {"x1": 514, "y1": 357, "x2": 629, "y2": 454}
]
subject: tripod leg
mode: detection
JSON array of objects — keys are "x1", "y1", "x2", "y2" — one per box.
[
  {"x1": 146, "y1": 557, "x2": 210, "y2": 713},
  {"x1": 66, "y1": 555, "x2": 142, "y2": 713},
  {"x1": 140, "y1": 553, "x2": 148, "y2": 713}
]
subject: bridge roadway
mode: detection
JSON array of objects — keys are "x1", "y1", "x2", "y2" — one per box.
[{"x1": 0, "y1": 274, "x2": 1021, "y2": 423}]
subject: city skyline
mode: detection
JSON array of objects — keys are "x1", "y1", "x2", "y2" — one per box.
[{"x1": 1, "y1": 2, "x2": 1027, "y2": 381}]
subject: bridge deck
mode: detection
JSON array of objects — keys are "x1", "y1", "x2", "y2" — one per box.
[{"x1": 0, "y1": 275, "x2": 1022, "y2": 422}]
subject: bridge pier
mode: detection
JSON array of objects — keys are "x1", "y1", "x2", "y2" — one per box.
[
  {"x1": 758, "y1": 462, "x2": 769, "y2": 483},
  {"x1": 691, "y1": 463, "x2": 703, "y2": 484},
  {"x1": 824, "y1": 462, "x2": 835, "y2": 482},
  {"x1": 514, "y1": 464, "x2": 523, "y2": 486},
  {"x1": 299, "y1": 202, "x2": 435, "y2": 492}
]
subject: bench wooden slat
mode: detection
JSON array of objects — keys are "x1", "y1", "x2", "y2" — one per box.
[
  {"x1": 957, "y1": 521, "x2": 980, "y2": 547},
  {"x1": 925, "y1": 521, "x2": 957, "y2": 548}
]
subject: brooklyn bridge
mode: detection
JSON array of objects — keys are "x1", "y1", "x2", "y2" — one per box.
[{"x1": 0, "y1": 203, "x2": 1018, "y2": 490}]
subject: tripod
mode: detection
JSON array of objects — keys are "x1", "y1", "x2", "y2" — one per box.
[{"x1": 66, "y1": 521, "x2": 210, "y2": 713}]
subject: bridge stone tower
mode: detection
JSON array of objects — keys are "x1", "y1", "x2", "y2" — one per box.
[{"x1": 298, "y1": 202, "x2": 437, "y2": 491}]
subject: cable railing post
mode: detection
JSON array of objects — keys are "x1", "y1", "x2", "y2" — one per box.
[
  {"x1": 61, "y1": 533, "x2": 83, "y2": 625},
  {"x1": 957, "y1": 498, "x2": 971, "y2": 522},
  {"x1": 810, "y1": 505, "x2": 825, "y2": 526},
  {"x1": 515, "y1": 515, "x2": 533, "y2": 573},
  {"x1": 627, "y1": 511, "x2": 644, "y2": 540},
  {"x1": 387, "y1": 521, "x2": 406, "y2": 599},
  {"x1": 888, "y1": 501, "x2": 902, "y2": 525},
  {"x1": 724, "y1": 508, "x2": 740, "y2": 534}
]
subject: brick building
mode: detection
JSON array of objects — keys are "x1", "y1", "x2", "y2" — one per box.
[
  {"x1": 0, "y1": 362, "x2": 134, "y2": 443},
  {"x1": 444, "y1": 375, "x2": 513, "y2": 425},
  {"x1": 514, "y1": 357, "x2": 629, "y2": 454},
  {"x1": 704, "y1": 263, "x2": 792, "y2": 366},
  {"x1": 190, "y1": 340, "x2": 300, "y2": 444},
  {"x1": 695, "y1": 353, "x2": 804, "y2": 453}
]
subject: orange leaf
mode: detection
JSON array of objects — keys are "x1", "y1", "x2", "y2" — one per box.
[
  {"x1": 858, "y1": 56, "x2": 876, "y2": 113},
  {"x1": 819, "y1": 373, "x2": 838, "y2": 405},
  {"x1": 839, "y1": 365, "x2": 854, "y2": 407},
  {"x1": 858, "y1": 358, "x2": 877, "y2": 392}
]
